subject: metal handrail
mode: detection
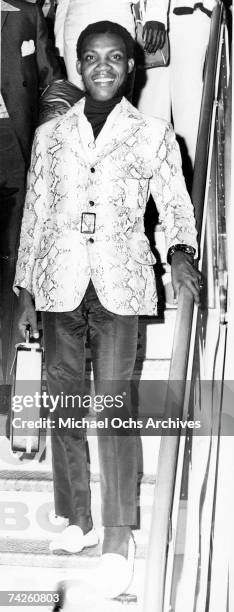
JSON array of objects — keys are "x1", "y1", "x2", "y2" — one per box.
[
  {"x1": 143, "y1": 4, "x2": 225, "y2": 610},
  {"x1": 193, "y1": 1, "x2": 225, "y2": 241}
]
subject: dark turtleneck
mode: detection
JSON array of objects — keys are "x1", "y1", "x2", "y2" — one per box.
[{"x1": 84, "y1": 94, "x2": 123, "y2": 139}]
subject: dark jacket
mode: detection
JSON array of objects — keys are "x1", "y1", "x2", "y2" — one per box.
[
  {"x1": 1, "y1": 0, "x2": 62, "y2": 165},
  {"x1": 39, "y1": 78, "x2": 84, "y2": 125}
]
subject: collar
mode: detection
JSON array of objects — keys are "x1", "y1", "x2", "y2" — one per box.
[{"x1": 53, "y1": 97, "x2": 147, "y2": 164}]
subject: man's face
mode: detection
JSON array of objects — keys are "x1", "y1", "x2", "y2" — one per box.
[{"x1": 76, "y1": 32, "x2": 134, "y2": 101}]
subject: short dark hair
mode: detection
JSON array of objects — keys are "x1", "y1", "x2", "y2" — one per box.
[{"x1": 76, "y1": 21, "x2": 135, "y2": 60}]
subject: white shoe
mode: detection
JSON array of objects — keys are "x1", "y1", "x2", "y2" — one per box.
[
  {"x1": 49, "y1": 525, "x2": 99, "y2": 553},
  {"x1": 70, "y1": 535, "x2": 135, "y2": 600},
  {"x1": 48, "y1": 511, "x2": 68, "y2": 528}
]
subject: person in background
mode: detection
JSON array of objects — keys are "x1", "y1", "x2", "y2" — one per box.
[
  {"x1": 137, "y1": 0, "x2": 216, "y2": 172},
  {"x1": 14, "y1": 21, "x2": 201, "y2": 598},
  {"x1": 54, "y1": 0, "x2": 168, "y2": 88},
  {"x1": 0, "y1": 0, "x2": 62, "y2": 384}
]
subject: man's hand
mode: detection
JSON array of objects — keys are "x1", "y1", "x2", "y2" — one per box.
[
  {"x1": 171, "y1": 252, "x2": 202, "y2": 305},
  {"x1": 18, "y1": 289, "x2": 39, "y2": 339},
  {"x1": 142, "y1": 21, "x2": 166, "y2": 54}
]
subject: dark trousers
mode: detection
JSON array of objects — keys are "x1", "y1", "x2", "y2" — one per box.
[
  {"x1": 0, "y1": 119, "x2": 26, "y2": 382},
  {"x1": 42, "y1": 281, "x2": 139, "y2": 528}
]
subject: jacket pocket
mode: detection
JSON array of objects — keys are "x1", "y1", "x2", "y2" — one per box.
[
  {"x1": 21, "y1": 54, "x2": 37, "y2": 86},
  {"x1": 123, "y1": 178, "x2": 139, "y2": 209},
  {"x1": 35, "y1": 233, "x2": 54, "y2": 259},
  {"x1": 128, "y1": 236, "x2": 156, "y2": 266},
  {"x1": 21, "y1": 53, "x2": 36, "y2": 62}
]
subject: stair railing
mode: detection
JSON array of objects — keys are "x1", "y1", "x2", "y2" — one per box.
[{"x1": 143, "y1": 3, "x2": 228, "y2": 610}]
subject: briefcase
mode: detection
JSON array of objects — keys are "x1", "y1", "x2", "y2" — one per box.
[{"x1": 11, "y1": 331, "x2": 43, "y2": 454}]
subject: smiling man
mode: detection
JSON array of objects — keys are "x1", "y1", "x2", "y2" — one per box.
[
  {"x1": 76, "y1": 28, "x2": 134, "y2": 100},
  {"x1": 14, "y1": 21, "x2": 200, "y2": 599}
]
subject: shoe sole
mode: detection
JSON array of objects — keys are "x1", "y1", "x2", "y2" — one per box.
[{"x1": 50, "y1": 538, "x2": 99, "y2": 554}]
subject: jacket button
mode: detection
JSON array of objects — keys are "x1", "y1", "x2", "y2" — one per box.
[
  {"x1": 90, "y1": 167, "x2": 95, "y2": 173},
  {"x1": 89, "y1": 237, "x2": 94, "y2": 243},
  {"x1": 89, "y1": 201, "x2": 95, "y2": 206}
]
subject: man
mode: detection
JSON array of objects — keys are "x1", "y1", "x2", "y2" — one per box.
[
  {"x1": 0, "y1": 0, "x2": 62, "y2": 382},
  {"x1": 14, "y1": 21, "x2": 200, "y2": 598},
  {"x1": 54, "y1": 0, "x2": 167, "y2": 88}
]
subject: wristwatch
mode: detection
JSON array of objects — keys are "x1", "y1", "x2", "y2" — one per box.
[{"x1": 167, "y1": 244, "x2": 196, "y2": 265}]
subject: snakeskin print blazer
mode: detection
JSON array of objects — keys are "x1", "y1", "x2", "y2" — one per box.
[{"x1": 14, "y1": 97, "x2": 197, "y2": 315}]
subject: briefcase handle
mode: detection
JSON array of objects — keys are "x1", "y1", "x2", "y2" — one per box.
[
  {"x1": 10, "y1": 326, "x2": 42, "y2": 376},
  {"x1": 25, "y1": 325, "x2": 30, "y2": 344},
  {"x1": 23, "y1": 324, "x2": 42, "y2": 349}
]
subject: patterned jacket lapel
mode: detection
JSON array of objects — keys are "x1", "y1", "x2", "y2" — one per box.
[
  {"x1": 92, "y1": 98, "x2": 147, "y2": 163},
  {"x1": 54, "y1": 97, "x2": 147, "y2": 165}
]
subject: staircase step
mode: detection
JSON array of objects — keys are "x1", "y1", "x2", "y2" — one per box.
[
  {"x1": 0, "y1": 561, "x2": 146, "y2": 611},
  {"x1": 0, "y1": 481, "x2": 155, "y2": 562},
  {"x1": 0, "y1": 431, "x2": 161, "y2": 479},
  {"x1": 137, "y1": 311, "x2": 176, "y2": 360},
  {"x1": 0, "y1": 478, "x2": 187, "y2": 561},
  {"x1": 82, "y1": 310, "x2": 176, "y2": 363}
]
